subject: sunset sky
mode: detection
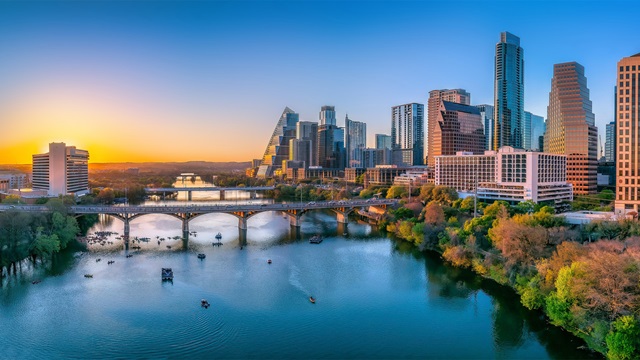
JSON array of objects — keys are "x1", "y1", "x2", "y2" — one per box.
[{"x1": 0, "y1": 1, "x2": 637, "y2": 164}]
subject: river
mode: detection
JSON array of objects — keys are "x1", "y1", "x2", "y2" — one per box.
[{"x1": 0, "y1": 202, "x2": 599, "y2": 359}]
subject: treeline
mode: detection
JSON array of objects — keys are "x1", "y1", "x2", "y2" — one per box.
[
  {"x1": 266, "y1": 184, "x2": 351, "y2": 202},
  {"x1": 382, "y1": 183, "x2": 640, "y2": 359},
  {"x1": 0, "y1": 198, "x2": 88, "y2": 278}
]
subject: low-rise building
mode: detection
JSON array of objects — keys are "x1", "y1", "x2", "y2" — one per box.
[
  {"x1": 0, "y1": 172, "x2": 29, "y2": 192},
  {"x1": 435, "y1": 146, "x2": 572, "y2": 204},
  {"x1": 393, "y1": 167, "x2": 434, "y2": 186},
  {"x1": 364, "y1": 165, "x2": 412, "y2": 186}
]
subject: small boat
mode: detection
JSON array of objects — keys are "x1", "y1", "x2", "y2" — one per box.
[
  {"x1": 343, "y1": 232, "x2": 348, "y2": 236},
  {"x1": 166, "y1": 245, "x2": 172, "y2": 249},
  {"x1": 96, "y1": 258, "x2": 101, "y2": 262},
  {"x1": 212, "y1": 241, "x2": 223, "y2": 246},
  {"x1": 201, "y1": 299, "x2": 210, "y2": 308},
  {"x1": 32, "y1": 280, "x2": 41, "y2": 285},
  {"x1": 198, "y1": 253, "x2": 206, "y2": 259},
  {"x1": 215, "y1": 233, "x2": 222, "y2": 240},
  {"x1": 309, "y1": 235, "x2": 323, "y2": 244},
  {"x1": 108, "y1": 260, "x2": 115, "y2": 265},
  {"x1": 162, "y1": 268, "x2": 174, "y2": 281},
  {"x1": 84, "y1": 274, "x2": 93, "y2": 278},
  {"x1": 309, "y1": 296, "x2": 316, "y2": 304},
  {"x1": 267, "y1": 259, "x2": 272, "y2": 264},
  {"x1": 126, "y1": 254, "x2": 133, "y2": 258}
]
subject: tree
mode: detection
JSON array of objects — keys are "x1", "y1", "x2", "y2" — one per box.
[
  {"x1": 459, "y1": 196, "x2": 475, "y2": 213},
  {"x1": 606, "y1": 315, "x2": 640, "y2": 360},
  {"x1": 424, "y1": 202, "x2": 445, "y2": 226},
  {"x1": 96, "y1": 188, "x2": 115, "y2": 204},
  {"x1": 51, "y1": 212, "x2": 79, "y2": 250},
  {"x1": 1, "y1": 195, "x2": 22, "y2": 204},
  {"x1": 386, "y1": 185, "x2": 408, "y2": 199},
  {"x1": 514, "y1": 200, "x2": 535, "y2": 214},
  {"x1": 488, "y1": 218, "x2": 548, "y2": 269},
  {"x1": 31, "y1": 227, "x2": 60, "y2": 261}
]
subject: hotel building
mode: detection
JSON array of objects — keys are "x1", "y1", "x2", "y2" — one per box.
[
  {"x1": 32, "y1": 142, "x2": 89, "y2": 196},
  {"x1": 435, "y1": 147, "x2": 572, "y2": 204}
]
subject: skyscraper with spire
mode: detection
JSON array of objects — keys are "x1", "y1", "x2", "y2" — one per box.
[{"x1": 493, "y1": 31, "x2": 524, "y2": 150}]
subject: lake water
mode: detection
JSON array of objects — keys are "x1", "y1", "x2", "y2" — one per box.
[{"x1": 0, "y1": 203, "x2": 599, "y2": 359}]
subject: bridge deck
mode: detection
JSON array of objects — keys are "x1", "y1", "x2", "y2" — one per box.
[
  {"x1": 0, "y1": 199, "x2": 396, "y2": 215},
  {"x1": 145, "y1": 186, "x2": 275, "y2": 192}
]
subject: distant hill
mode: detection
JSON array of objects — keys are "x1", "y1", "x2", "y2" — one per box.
[
  {"x1": 89, "y1": 161, "x2": 251, "y2": 173},
  {"x1": 0, "y1": 161, "x2": 251, "y2": 174}
]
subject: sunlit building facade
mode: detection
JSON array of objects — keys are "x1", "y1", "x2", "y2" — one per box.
[
  {"x1": 494, "y1": 32, "x2": 524, "y2": 150},
  {"x1": 427, "y1": 89, "x2": 470, "y2": 166},
  {"x1": 615, "y1": 54, "x2": 640, "y2": 214},
  {"x1": 32, "y1": 142, "x2": 89, "y2": 196},
  {"x1": 544, "y1": 62, "x2": 598, "y2": 195},
  {"x1": 257, "y1": 107, "x2": 299, "y2": 177},
  {"x1": 345, "y1": 116, "x2": 367, "y2": 167},
  {"x1": 431, "y1": 101, "x2": 485, "y2": 160},
  {"x1": 391, "y1": 103, "x2": 424, "y2": 166},
  {"x1": 296, "y1": 121, "x2": 318, "y2": 167},
  {"x1": 435, "y1": 147, "x2": 572, "y2": 204}
]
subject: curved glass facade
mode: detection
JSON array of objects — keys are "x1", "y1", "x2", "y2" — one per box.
[{"x1": 493, "y1": 32, "x2": 524, "y2": 150}]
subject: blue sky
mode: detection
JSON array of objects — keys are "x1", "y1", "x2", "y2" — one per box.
[{"x1": 0, "y1": 0, "x2": 637, "y2": 163}]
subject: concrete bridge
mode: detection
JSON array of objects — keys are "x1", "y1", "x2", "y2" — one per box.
[
  {"x1": 145, "y1": 186, "x2": 275, "y2": 200},
  {"x1": 0, "y1": 199, "x2": 396, "y2": 241}
]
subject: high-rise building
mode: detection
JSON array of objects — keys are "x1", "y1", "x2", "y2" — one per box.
[
  {"x1": 544, "y1": 62, "x2": 598, "y2": 195},
  {"x1": 605, "y1": 121, "x2": 616, "y2": 162},
  {"x1": 289, "y1": 139, "x2": 312, "y2": 167},
  {"x1": 257, "y1": 107, "x2": 299, "y2": 177},
  {"x1": 319, "y1": 105, "x2": 336, "y2": 126},
  {"x1": 427, "y1": 89, "x2": 470, "y2": 166},
  {"x1": 615, "y1": 54, "x2": 640, "y2": 214},
  {"x1": 345, "y1": 115, "x2": 367, "y2": 167},
  {"x1": 524, "y1": 111, "x2": 545, "y2": 151},
  {"x1": 32, "y1": 142, "x2": 89, "y2": 196},
  {"x1": 476, "y1": 104, "x2": 494, "y2": 150},
  {"x1": 317, "y1": 124, "x2": 345, "y2": 169},
  {"x1": 391, "y1": 103, "x2": 424, "y2": 166},
  {"x1": 296, "y1": 121, "x2": 318, "y2": 167},
  {"x1": 431, "y1": 101, "x2": 485, "y2": 160},
  {"x1": 494, "y1": 32, "x2": 524, "y2": 150},
  {"x1": 375, "y1": 134, "x2": 392, "y2": 150}
]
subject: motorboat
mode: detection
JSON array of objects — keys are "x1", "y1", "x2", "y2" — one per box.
[
  {"x1": 201, "y1": 299, "x2": 210, "y2": 309},
  {"x1": 32, "y1": 280, "x2": 41, "y2": 285},
  {"x1": 215, "y1": 233, "x2": 222, "y2": 240},
  {"x1": 126, "y1": 254, "x2": 133, "y2": 258},
  {"x1": 197, "y1": 253, "x2": 206, "y2": 259},
  {"x1": 267, "y1": 259, "x2": 272, "y2": 264},
  {"x1": 166, "y1": 245, "x2": 172, "y2": 249},
  {"x1": 309, "y1": 235, "x2": 323, "y2": 244},
  {"x1": 84, "y1": 274, "x2": 93, "y2": 278},
  {"x1": 162, "y1": 268, "x2": 174, "y2": 281},
  {"x1": 309, "y1": 296, "x2": 316, "y2": 304}
]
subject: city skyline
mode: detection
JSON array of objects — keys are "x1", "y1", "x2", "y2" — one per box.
[{"x1": 0, "y1": 1, "x2": 638, "y2": 164}]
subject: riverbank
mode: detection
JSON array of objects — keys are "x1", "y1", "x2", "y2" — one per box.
[
  {"x1": 0, "y1": 211, "x2": 600, "y2": 359},
  {"x1": 384, "y1": 189, "x2": 640, "y2": 359}
]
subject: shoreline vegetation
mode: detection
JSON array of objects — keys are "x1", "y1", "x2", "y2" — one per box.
[
  {"x1": 2, "y1": 176, "x2": 637, "y2": 358},
  {"x1": 0, "y1": 197, "x2": 96, "y2": 279},
  {"x1": 378, "y1": 183, "x2": 639, "y2": 359}
]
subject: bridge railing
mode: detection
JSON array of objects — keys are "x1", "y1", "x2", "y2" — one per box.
[{"x1": 0, "y1": 199, "x2": 397, "y2": 214}]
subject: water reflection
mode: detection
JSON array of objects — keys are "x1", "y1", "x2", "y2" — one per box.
[{"x1": 0, "y1": 202, "x2": 601, "y2": 359}]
